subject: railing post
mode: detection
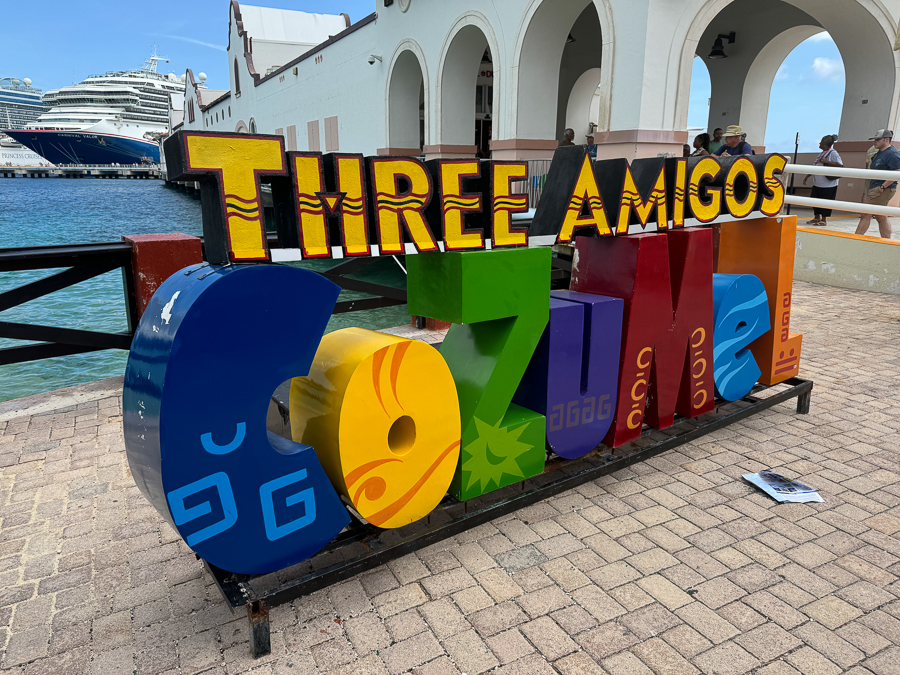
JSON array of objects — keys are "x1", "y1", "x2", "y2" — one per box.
[{"x1": 122, "y1": 234, "x2": 203, "y2": 327}]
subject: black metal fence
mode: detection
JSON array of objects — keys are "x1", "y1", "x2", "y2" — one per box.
[
  {"x1": 0, "y1": 222, "x2": 569, "y2": 368},
  {"x1": 0, "y1": 242, "x2": 138, "y2": 366}
]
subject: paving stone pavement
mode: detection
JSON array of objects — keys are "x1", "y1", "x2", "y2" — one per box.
[{"x1": 1, "y1": 280, "x2": 900, "y2": 675}]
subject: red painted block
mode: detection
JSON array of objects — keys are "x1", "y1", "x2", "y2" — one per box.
[
  {"x1": 570, "y1": 229, "x2": 714, "y2": 447},
  {"x1": 122, "y1": 233, "x2": 203, "y2": 318}
]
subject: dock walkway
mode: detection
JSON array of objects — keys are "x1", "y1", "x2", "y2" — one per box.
[
  {"x1": 0, "y1": 166, "x2": 160, "y2": 179},
  {"x1": 1, "y1": 280, "x2": 899, "y2": 675}
]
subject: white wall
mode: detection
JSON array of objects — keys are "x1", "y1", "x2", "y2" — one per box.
[{"x1": 181, "y1": 0, "x2": 900, "y2": 160}]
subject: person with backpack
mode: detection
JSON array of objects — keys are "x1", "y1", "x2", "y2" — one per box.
[
  {"x1": 712, "y1": 125, "x2": 753, "y2": 157},
  {"x1": 802, "y1": 134, "x2": 842, "y2": 226}
]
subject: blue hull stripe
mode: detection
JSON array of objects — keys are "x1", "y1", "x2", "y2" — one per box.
[{"x1": 2, "y1": 130, "x2": 160, "y2": 165}]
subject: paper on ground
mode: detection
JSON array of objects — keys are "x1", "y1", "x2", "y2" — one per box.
[{"x1": 742, "y1": 470, "x2": 824, "y2": 503}]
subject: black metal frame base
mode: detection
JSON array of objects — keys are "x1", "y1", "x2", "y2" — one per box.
[{"x1": 205, "y1": 377, "x2": 813, "y2": 658}]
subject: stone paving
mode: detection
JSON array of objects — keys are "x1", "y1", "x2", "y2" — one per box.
[{"x1": 1, "y1": 280, "x2": 900, "y2": 675}]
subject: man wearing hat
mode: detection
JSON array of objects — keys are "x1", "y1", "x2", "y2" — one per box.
[
  {"x1": 855, "y1": 129, "x2": 900, "y2": 239},
  {"x1": 585, "y1": 130, "x2": 597, "y2": 159},
  {"x1": 712, "y1": 125, "x2": 753, "y2": 157}
]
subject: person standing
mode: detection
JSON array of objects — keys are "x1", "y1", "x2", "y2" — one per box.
[
  {"x1": 708, "y1": 128, "x2": 724, "y2": 153},
  {"x1": 585, "y1": 131, "x2": 598, "y2": 158},
  {"x1": 855, "y1": 129, "x2": 900, "y2": 239},
  {"x1": 691, "y1": 133, "x2": 710, "y2": 156},
  {"x1": 802, "y1": 135, "x2": 842, "y2": 226},
  {"x1": 559, "y1": 128, "x2": 575, "y2": 147},
  {"x1": 712, "y1": 126, "x2": 753, "y2": 157}
]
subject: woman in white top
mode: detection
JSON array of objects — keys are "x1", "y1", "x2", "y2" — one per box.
[{"x1": 802, "y1": 135, "x2": 842, "y2": 226}]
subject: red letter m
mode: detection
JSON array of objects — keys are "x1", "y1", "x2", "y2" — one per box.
[{"x1": 570, "y1": 229, "x2": 714, "y2": 447}]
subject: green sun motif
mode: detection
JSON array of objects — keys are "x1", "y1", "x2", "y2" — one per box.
[{"x1": 462, "y1": 416, "x2": 533, "y2": 495}]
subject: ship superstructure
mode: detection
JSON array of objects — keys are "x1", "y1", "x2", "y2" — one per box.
[
  {"x1": 3, "y1": 52, "x2": 187, "y2": 165},
  {"x1": 0, "y1": 76, "x2": 46, "y2": 130}
]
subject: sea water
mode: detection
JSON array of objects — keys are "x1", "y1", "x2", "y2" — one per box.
[{"x1": 0, "y1": 179, "x2": 409, "y2": 402}]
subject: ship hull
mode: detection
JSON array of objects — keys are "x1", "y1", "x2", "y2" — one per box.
[{"x1": 1, "y1": 129, "x2": 160, "y2": 165}]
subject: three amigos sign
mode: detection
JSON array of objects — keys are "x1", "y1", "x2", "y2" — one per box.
[{"x1": 121, "y1": 131, "x2": 800, "y2": 574}]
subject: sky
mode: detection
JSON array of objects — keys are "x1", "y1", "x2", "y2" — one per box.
[
  {"x1": 2, "y1": 0, "x2": 376, "y2": 90},
  {"x1": 5, "y1": 1, "x2": 844, "y2": 154},
  {"x1": 687, "y1": 32, "x2": 845, "y2": 153}
]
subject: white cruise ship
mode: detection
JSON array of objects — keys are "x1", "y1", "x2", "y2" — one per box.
[{"x1": 3, "y1": 52, "x2": 187, "y2": 165}]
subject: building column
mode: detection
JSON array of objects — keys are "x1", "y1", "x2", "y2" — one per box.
[
  {"x1": 489, "y1": 139, "x2": 558, "y2": 161},
  {"x1": 422, "y1": 145, "x2": 478, "y2": 160}
]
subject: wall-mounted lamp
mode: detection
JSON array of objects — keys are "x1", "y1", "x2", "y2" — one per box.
[
  {"x1": 367, "y1": 54, "x2": 383, "y2": 65},
  {"x1": 707, "y1": 32, "x2": 735, "y2": 59}
]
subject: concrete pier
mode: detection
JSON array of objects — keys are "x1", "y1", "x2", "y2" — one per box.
[{"x1": 0, "y1": 166, "x2": 160, "y2": 179}]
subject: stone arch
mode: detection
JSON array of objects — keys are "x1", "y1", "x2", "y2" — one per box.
[
  {"x1": 385, "y1": 41, "x2": 428, "y2": 153},
  {"x1": 565, "y1": 68, "x2": 602, "y2": 137},
  {"x1": 435, "y1": 11, "x2": 501, "y2": 148},
  {"x1": 235, "y1": 120, "x2": 249, "y2": 133},
  {"x1": 670, "y1": 0, "x2": 899, "y2": 141},
  {"x1": 512, "y1": 0, "x2": 614, "y2": 141}
]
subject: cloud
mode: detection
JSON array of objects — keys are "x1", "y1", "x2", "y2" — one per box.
[
  {"x1": 150, "y1": 33, "x2": 225, "y2": 51},
  {"x1": 812, "y1": 57, "x2": 844, "y2": 81},
  {"x1": 807, "y1": 31, "x2": 834, "y2": 43},
  {"x1": 774, "y1": 64, "x2": 789, "y2": 82}
]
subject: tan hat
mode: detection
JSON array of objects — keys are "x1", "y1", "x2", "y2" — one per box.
[{"x1": 722, "y1": 125, "x2": 744, "y2": 138}]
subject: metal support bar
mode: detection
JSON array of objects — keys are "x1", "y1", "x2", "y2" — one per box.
[
  {"x1": 0, "y1": 322, "x2": 132, "y2": 350},
  {"x1": 797, "y1": 389, "x2": 811, "y2": 414},
  {"x1": 247, "y1": 602, "x2": 271, "y2": 658},
  {"x1": 0, "y1": 342, "x2": 113, "y2": 367},
  {"x1": 320, "y1": 273, "x2": 408, "y2": 302},
  {"x1": 0, "y1": 263, "x2": 120, "y2": 312},
  {"x1": 0, "y1": 242, "x2": 131, "y2": 272},
  {"x1": 206, "y1": 377, "x2": 813, "y2": 657},
  {"x1": 333, "y1": 297, "x2": 407, "y2": 314},
  {"x1": 325, "y1": 256, "x2": 383, "y2": 277}
]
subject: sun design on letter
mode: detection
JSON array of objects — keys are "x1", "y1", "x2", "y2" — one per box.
[{"x1": 463, "y1": 417, "x2": 533, "y2": 494}]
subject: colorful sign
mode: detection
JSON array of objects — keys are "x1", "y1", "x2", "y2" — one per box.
[
  {"x1": 123, "y1": 134, "x2": 801, "y2": 574},
  {"x1": 163, "y1": 130, "x2": 785, "y2": 264}
]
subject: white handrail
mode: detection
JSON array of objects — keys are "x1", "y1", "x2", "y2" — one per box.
[
  {"x1": 781, "y1": 162, "x2": 900, "y2": 218},
  {"x1": 784, "y1": 195, "x2": 900, "y2": 218},
  {"x1": 782, "y1": 163, "x2": 900, "y2": 182}
]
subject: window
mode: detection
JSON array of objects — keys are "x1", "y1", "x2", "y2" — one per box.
[
  {"x1": 249, "y1": 118, "x2": 256, "y2": 134},
  {"x1": 308, "y1": 120, "x2": 320, "y2": 152},
  {"x1": 287, "y1": 125, "x2": 297, "y2": 151},
  {"x1": 234, "y1": 58, "x2": 241, "y2": 96},
  {"x1": 324, "y1": 116, "x2": 339, "y2": 152}
]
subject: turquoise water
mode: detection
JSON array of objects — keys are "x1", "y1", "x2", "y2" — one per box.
[{"x1": 0, "y1": 179, "x2": 409, "y2": 403}]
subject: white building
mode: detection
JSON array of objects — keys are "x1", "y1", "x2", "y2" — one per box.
[{"x1": 180, "y1": 0, "x2": 900, "y2": 182}]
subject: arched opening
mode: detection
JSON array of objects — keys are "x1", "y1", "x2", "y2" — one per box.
[
  {"x1": 249, "y1": 118, "x2": 257, "y2": 134},
  {"x1": 515, "y1": 0, "x2": 609, "y2": 153},
  {"x1": 555, "y1": 4, "x2": 604, "y2": 143},
  {"x1": 761, "y1": 31, "x2": 844, "y2": 152},
  {"x1": 564, "y1": 68, "x2": 601, "y2": 142},
  {"x1": 678, "y1": 0, "x2": 897, "y2": 150},
  {"x1": 235, "y1": 120, "x2": 249, "y2": 133},
  {"x1": 234, "y1": 58, "x2": 241, "y2": 96},
  {"x1": 687, "y1": 57, "x2": 711, "y2": 134},
  {"x1": 387, "y1": 49, "x2": 425, "y2": 153},
  {"x1": 438, "y1": 24, "x2": 494, "y2": 157}
]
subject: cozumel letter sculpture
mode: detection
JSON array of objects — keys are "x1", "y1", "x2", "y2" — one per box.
[{"x1": 123, "y1": 131, "x2": 801, "y2": 574}]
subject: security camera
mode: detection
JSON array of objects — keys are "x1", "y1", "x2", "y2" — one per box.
[{"x1": 368, "y1": 54, "x2": 382, "y2": 65}]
